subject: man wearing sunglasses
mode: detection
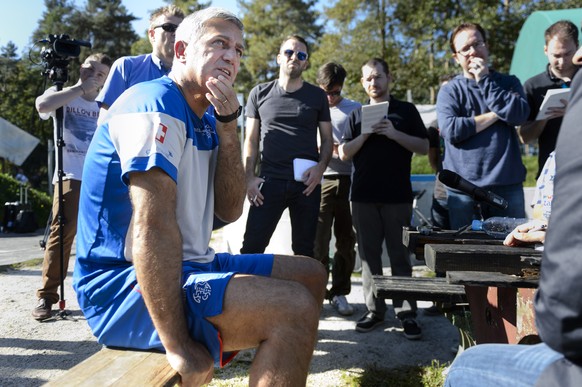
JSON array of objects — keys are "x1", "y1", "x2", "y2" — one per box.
[
  {"x1": 96, "y1": 5, "x2": 184, "y2": 113},
  {"x1": 436, "y1": 22, "x2": 530, "y2": 230},
  {"x1": 313, "y1": 62, "x2": 361, "y2": 316},
  {"x1": 241, "y1": 35, "x2": 333, "y2": 259}
]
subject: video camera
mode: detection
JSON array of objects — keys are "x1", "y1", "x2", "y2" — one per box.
[{"x1": 39, "y1": 34, "x2": 91, "y2": 83}]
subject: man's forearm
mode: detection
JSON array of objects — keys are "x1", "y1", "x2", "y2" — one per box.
[
  {"x1": 318, "y1": 131, "x2": 333, "y2": 170},
  {"x1": 474, "y1": 111, "x2": 499, "y2": 133},
  {"x1": 339, "y1": 135, "x2": 367, "y2": 161},
  {"x1": 36, "y1": 85, "x2": 85, "y2": 114},
  {"x1": 214, "y1": 121, "x2": 245, "y2": 223},
  {"x1": 129, "y1": 171, "x2": 190, "y2": 353},
  {"x1": 518, "y1": 120, "x2": 546, "y2": 144}
]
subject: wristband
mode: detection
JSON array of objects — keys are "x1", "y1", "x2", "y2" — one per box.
[{"x1": 215, "y1": 105, "x2": 242, "y2": 123}]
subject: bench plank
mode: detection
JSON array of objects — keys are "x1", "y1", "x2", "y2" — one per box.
[
  {"x1": 424, "y1": 244, "x2": 542, "y2": 275},
  {"x1": 373, "y1": 276, "x2": 467, "y2": 303},
  {"x1": 45, "y1": 347, "x2": 179, "y2": 387},
  {"x1": 447, "y1": 271, "x2": 539, "y2": 289},
  {"x1": 402, "y1": 228, "x2": 501, "y2": 260}
]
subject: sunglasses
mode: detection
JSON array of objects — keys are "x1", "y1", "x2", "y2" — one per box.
[
  {"x1": 325, "y1": 90, "x2": 341, "y2": 97},
  {"x1": 283, "y1": 49, "x2": 308, "y2": 61},
  {"x1": 154, "y1": 23, "x2": 179, "y2": 33}
]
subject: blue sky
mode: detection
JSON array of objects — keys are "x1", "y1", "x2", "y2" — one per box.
[{"x1": 0, "y1": 0, "x2": 240, "y2": 56}]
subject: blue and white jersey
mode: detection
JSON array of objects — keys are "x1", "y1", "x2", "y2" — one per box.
[{"x1": 76, "y1": 76, "x2": 218, "y2": 274}]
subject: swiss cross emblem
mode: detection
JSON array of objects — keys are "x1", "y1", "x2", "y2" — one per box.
[{"x1": 155, "y1": 123, "x2": 168, "y2": 144}]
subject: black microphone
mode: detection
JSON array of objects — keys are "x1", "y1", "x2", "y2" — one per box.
[{"x1": 439, "y1": 169, "x2": 508, "y2": 210}]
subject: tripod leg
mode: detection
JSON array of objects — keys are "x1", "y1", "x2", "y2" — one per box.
[{"x1": 39, "y1": 209, "x2": 52, "y2": 250}]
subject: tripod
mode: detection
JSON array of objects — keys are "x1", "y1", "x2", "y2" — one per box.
[{"x1": 43, "y1": 61, "x2": 72, "y2": 320}]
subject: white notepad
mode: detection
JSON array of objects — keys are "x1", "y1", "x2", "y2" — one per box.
[
  {"x1": 293, "y1": 158, "x2": 317, "y2": 182},
  {"x1": 536, "y1": 88, "x2": 570, "y2": 120},
  {"x1": 361, "y1": 101, "x2": 389, "y2": 134}
]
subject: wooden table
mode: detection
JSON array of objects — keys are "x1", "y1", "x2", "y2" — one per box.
[{"x1": 404, "y1": 228, "x2": 542, "y2": 345}]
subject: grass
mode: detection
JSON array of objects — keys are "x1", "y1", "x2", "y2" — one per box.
[
  {"x1": 0, "y1": 257, "x2": 44, "y2": 273},
  {"x1": 351, "y1": 361, "x2": 448, "y2": 387},
  {"x1": 412, "y1": 155, "x2": 539, "y2": 187},
  {"x1": 208, "y1": 359, "x2": 448, "y2": 387}
]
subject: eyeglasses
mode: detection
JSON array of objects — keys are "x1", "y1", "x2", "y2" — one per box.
[
  {"x1": 325, "y1": 90, "x2": 341, "y2": 97},
  {"x1": 456, "y1": 41, "x2": 486, "y2": 56},
  {"x1": 283, "y1": 49, "x2": 308, "y2": 61},
  {"x1": 154, "y1": 23, "x2": 179, "y2": 33}
]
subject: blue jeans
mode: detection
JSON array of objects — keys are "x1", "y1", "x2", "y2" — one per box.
[
  {"x1": 241, "y1": 178, "x2": 321, "y2": 257},
  {"x1": 447, "y1": 183, "x2": 526, "y2": 230},
  {"x1": 445, "y1": 343, "x2": 563, "y2": 387}
]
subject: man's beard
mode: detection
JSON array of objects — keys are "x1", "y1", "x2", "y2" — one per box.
[{"x1": 284, "y1": 64, "x2": 304, "y2": 79}]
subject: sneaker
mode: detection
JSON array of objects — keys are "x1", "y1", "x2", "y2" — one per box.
[
  {"x1": 355, "y1": 312, "x2": 384, "y2": 333},
  {"x1": 402, "y1": 318, "x2": 422, "y2": 340},
  {"x1": 331, "y1": 295, "x2": 354, "y2": 316},
  {"x1": 32, "y1": 298, "x2": 53, "y2": 321}
]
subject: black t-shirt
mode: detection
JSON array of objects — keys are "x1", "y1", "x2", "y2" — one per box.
[
  {"x1": 342, "y1": 97, "x2": 428, "y2": 203},
  {"x1": 246, "y1": 80, "x2": 331, "y2": 180},
  {"x1": 524, "y1": 65, "x2": 578, "y2": 176}
]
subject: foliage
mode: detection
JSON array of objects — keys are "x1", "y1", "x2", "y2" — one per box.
[
  {"x1": 0, "y1": 0, "x2": 577, "y2": 190},
  {"x1": 349, "y1": 361, "x2": 448, "y2": 387},
  {"x1": 412, "y1": 154, "x2": 539, "y2": 187},
  {"x1": 0, "y1": 173, "x2": 52, "y2": 227}
]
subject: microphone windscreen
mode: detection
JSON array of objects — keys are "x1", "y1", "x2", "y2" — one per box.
[{"x1": 438, "y1": 169, "x2": 459, "y2": 188}]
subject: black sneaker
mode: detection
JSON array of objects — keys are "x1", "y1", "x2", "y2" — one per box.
[
  {"x1": 355, "y1": 312, "x2": 384, "y2": 333},
  {"x1": 32, "y1": 298, "x2": 53, "y2": 321},
  {"x1": 402, "y1": 318, "x2": 422, "y2": 340}
]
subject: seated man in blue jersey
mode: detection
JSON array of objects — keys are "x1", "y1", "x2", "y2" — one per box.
[{"x1": 72, "y1": 8, "x2": 326, "y2": 386}]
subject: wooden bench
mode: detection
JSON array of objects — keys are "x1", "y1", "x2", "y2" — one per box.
[
  {"x1": 45, "y1": 347, "x2": 179, "y2": 386},
  {"x1": 373, "y1": 275, "x2": 468, "y2": 304}
]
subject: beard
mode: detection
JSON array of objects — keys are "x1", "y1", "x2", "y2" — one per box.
[{"x1": 283, "y1": 63, "x2": 304, "y2": 79}]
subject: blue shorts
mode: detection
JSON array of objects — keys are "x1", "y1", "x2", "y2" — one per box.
[{"x1": 75, "y1": 253, "x2": 274, "y2": 367}]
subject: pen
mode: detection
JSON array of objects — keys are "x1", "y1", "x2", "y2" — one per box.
[
  {"x1": 252, "y1": 182, "x2": 264, "y2": 205},
  {"x1": 528, "y1": 224, "x2": 547, "y2": 233}
]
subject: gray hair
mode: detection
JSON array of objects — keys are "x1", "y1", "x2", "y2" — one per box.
[{"x1": 175, "y1": 7, "x2": 243, "y2": 45}]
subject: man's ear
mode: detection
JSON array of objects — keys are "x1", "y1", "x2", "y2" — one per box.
[
  {"x1": 452, "y1": 53, "x2": 460, "y2": 65},
  {"x1": 148, "y1": 28, "x2": 156, "y2": 44},
  {"x1": 175, "y1": 41, "x2": 187, "y2": 61}
]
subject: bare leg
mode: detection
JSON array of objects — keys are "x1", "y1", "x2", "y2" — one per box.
[
  {"x1": 270, "y1": 255, "x2": 327, "y2": 305},
  {"x1": 208, "y1": 255, "x2": 326, "y2": 386}
]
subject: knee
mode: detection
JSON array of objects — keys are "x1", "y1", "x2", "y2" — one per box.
[{"x1": 307, "y1": 258, "x2": 328, "y2": 299}]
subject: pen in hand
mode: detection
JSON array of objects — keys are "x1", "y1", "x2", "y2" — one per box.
[{"x1": 252, "y1": 182, "x2": 263, "y2": 205}]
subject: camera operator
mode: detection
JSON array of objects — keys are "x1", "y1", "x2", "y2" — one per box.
[{"x1": 32, "y1": 53, "x2": 112, "y2": 321}]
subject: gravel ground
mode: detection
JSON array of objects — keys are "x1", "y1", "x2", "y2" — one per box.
[{"x1": 0, "y1": 234, "x2": 459, "y2": 386}]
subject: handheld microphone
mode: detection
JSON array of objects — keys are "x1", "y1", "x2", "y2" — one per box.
[{"x1": 439, "y1": 169, "x2": 508, "y2": 210}]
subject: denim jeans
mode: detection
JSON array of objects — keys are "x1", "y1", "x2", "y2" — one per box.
[
  {"x1": 241, "y1": 178, "x2": 321, "y2": 257},
  {"x1": 447, "y1": 183, "x2": 526, "y2": 230},
  {"x1": 445, "y1": 343, "x2": 563, "y2": 387}
]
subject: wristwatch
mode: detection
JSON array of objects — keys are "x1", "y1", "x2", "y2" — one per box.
[{"x1": 215, "y1": 105, "x2": 242, "y2": 123}]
